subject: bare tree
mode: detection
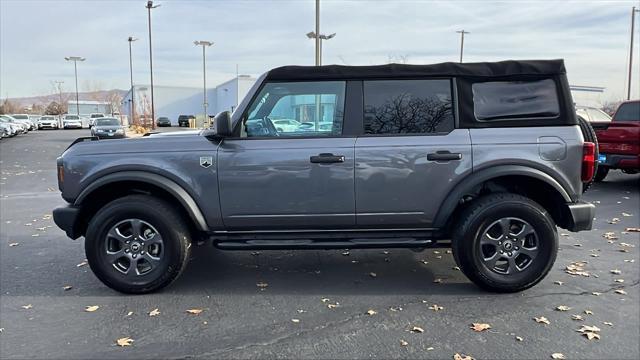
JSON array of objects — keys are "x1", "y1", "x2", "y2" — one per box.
[{"x1": 387, "y1": 54, "x2": 411, "y2": 64}]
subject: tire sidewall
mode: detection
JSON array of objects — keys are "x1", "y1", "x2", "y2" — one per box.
[
  {"x1": 85, "y1": 199, "x2": 187, "y2": 292},
  {"x1": 457, "y1": 198, "x2": 558, "y2": 291}
]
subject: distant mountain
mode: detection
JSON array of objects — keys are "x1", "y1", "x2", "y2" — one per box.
[{"x1": 8, "y1": 89, "x2": 127, "y2": 108}]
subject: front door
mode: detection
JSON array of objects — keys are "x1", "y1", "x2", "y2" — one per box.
[{"x1": 217, "y1": 81, "x2": 356, "y2": 230}]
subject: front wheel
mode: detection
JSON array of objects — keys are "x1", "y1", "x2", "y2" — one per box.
[
  {"x1": 85, "y1": 195, "x2": 192, "y2": 294},
  {"x1": 452, "y1": 193, "x2": 558, "y2": 292}
]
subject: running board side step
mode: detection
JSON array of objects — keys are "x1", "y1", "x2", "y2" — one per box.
[{"x1": 213, "y1": 238, "x2": 449, "y2": 250}]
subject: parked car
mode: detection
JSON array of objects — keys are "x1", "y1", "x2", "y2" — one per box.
[
  {"x1": 38, "y1": 115, "x2": 59, "y2": 129},
  {"x1": 271, "y1": 119, "x2": 301, "y2": 132},
  {"x1": 10, "y1": 114, "x2": 33, "y2": 131},
  {"x1": 576, "y1": 106, "x2": 611, "y2": 130},
  {"x1": 178, "y1": 114, "x2": 195, "y2": 127},
  {"x1": 53, "y1": 60, "x2": 596, "y2": 294},
  {"x1": 90, "y1": 117, "x2": 126, "y2": 138},
  {"x1": 0, "y1": 121, "x2": 15, "y2": 137},
  {"x1": 156, "y1": 117, "x2": 171, "y2": 127},
  {"x1": 63, "y1": 114, "x2": 83, "y2": 129},
  {"x1": 593, "y1": 100, "x2": 639, "y2": 181},
  {"x1": 89, "y1": 113, "x2": 106, "y2": 128},
  {"x1": 0, "y1": 115, "x2": 25, "y2": 134}
]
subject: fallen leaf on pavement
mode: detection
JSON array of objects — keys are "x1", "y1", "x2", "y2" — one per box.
[
  {"x1": 433, "y1": 278, "x2": 443, "y2": 283},
  {"x1": 21, "y1": 304, "x2": 33, "y2": 309},
  {"x1": 603, "y1": 322, "x2": 613, "y2": 326},
  {"x1": 602, "y1": 232, "x2": 618, "y2": 240},
  {"x1": 551, "y1": 353, "x2": 566, "y2": 359},
  {"x1": 621, "y1": 212, "x2": 632, "y2": 217},
  {"x1": 186, "y1": 309, "x2": 204, "y2": 315},
  {"x1": 429, "y1": 304, "x2": 444, "y2": 311},
  {"x1": 410, "y1": 326, "x2": 424, "y2": 333},
  {"x1": 572, "y1": 314, "x2": 584, "y2": 321},
  {"x1": 591, "y1": 292, "x2": 601, "y2": 296},
  {"x1": 369, "y1": 272, "x2": 377, "y2": 278},
  {"x1": 534, "y1": 316, "x2": 550, "y2": 324},
  {"x1": 85, "y1": 305, "x2": 99, "y2": 312},
  {"x1": 615, "y1": 279, "x2": 624, "y2": 283},
  {"x1": 321, "y1": 298, "x2": 330, "y2": 303},
  {"x1": 366, "y1": 309, "x2": 377, "y2": 315},
  {"x1": 327, "y1": 303, "x2": 339, "y2": 309},
  {"x1": 556, "y1": 305, "x2": 571, "y2": 311},
  {"x1": 291, "y1": 318, "x2": 300, "y2": 323},
  {"x1": 126, "y1": 311, "x2": 134, "y2": 317},
  {"x1": 554, "y1": 281, "x2": 564, "y2": 285},
  {"x1": 614, "y1": 289, "x2": 627, "y2": 295},
  {"x1": 116, "y1": 337, "x2": 133, "y2": 347},
  {"x1": 427, "y1": 346, "x2": 434, "y2": 350},
  {"x1": 62, "y1": 285, "x2": 73, "y2": 291},
  {"x1": 583, "y1": 332, "x2": 601, "y2": 340},
  {"x1": 400, "y1": 339, "x2": 408, "y2": 346},
  {"x1": 8, "y1": 243, "x2": 19, "y2": 247},
  {"x1": 470, "y1": 323, "x2": 491, "y2": 332},
  {"x1": 31, "y1": 234, "x2": 39, "y2": 237},
  {"x1": 149, "y1": 308, "x2": 160, "y2": 317},
  {"x1": 565, "y1": 261, "x2": 590, "y2": 277},
  {"x1": 610, "y1": 269, "x2": 621, "y2": 274},
  {"x1": 76, "y1": 260, "x2": 88, "y2": 267},
  {"x1": 608, "y1": 218, "x2": 620, "y2": 224},
  {"x1": 624, "y1": 227, "x2": 640, "y2": 232},
  {"x1": 516, "y1": 336, "x2": 524, "y2": 341}
]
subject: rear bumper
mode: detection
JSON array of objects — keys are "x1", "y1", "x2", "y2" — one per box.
[
  {"x1": 599, "y1": 153, "x2": 639, "y2": 169},
  {"x1": 566, "y1": 201, "x2": 595, "y2": 232},
  {"x1": 53, "y1": 206, "x2": 82, "y2": 239}
]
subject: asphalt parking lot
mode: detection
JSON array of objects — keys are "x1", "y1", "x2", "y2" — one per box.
[{"x1": 0, "y1": 129, "x2": 638, "y2": 359}]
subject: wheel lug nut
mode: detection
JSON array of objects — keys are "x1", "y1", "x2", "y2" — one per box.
[
  {"x1": 125, "y1": 249, "x2": 129, "y2": 253},
  {"x1": 508, "y1": 252, "x2": 512, "y2": 256},
  {"x1": 132, "y1": 254, "x2": 137, "y2": 258},
  {"x1": 500, "y1": 250, "x2": 504, "y2": 254},
  {"x1": 515, "y1": 246, "x2": 519, "y2": 250},
  {"x1": 126, "y1": 241, "x2": 130, "y2": 244},
  {"x1": 140, "y1": 251, "x2": 145, "y2": 255},
  {"x1": 498, "y1": 241, "x2": 502, "y2": 245}
]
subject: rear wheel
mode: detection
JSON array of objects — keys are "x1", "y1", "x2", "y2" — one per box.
[
  {"x1": 452, "y1": 193, "x2": 558, "y2": 292},
  {"x1": 85, "y1": 195, "x2": 192, "y2": 294}
]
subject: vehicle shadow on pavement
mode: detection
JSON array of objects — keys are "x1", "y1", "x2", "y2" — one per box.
[{"x1": 166, "y1": 247, "x2": 484, "y2": 296}]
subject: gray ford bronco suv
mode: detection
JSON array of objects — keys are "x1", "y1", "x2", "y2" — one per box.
[{"x1": 54, "y1": 60, "x2": 597, "y2": 294}]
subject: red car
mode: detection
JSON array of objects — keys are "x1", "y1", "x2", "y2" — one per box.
[{"x1": 594, "y1": 100, "x2": 640, "y2": 181}]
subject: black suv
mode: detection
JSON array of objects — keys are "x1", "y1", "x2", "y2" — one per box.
[{"x1": 177, "y1": 115, "x2": 195, "y2": 127}]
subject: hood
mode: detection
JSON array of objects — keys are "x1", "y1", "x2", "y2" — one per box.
[{"x1": 63, "y1": 132, "x2": 218, "y2": 156}]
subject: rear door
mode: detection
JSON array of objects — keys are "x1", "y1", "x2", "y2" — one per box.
[
  {"x1": 354, "y1": 79, "x2": 472, "y2": 227},
  {"x1": 217, "y1": 81, "x2": 357, "y2": 230}
]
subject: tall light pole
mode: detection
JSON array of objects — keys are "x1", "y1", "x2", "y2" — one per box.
[
  {"x1": 64, "y1": 56, "x2": 85, "y2": 116},
  {"x1": 194, "y1": 40, "x2": 213, "y2": 125},
  {"x1": 456, "y1": 30, "x2": 470, "y2": 63},
  {"x1": 627, "y1": 6, "x2": 639, "y2": 100},
  {"x1": 128, "y1": 36, "x2": 138, "y2": 125},
  {"x1": 54, "y1": 80, "x2": 64, "y2": 127},
  {"x1": 146, "y1": 0, "x2": 160, "y2": 129},
  {"x1": 306, "y1": 32, "x2": 335, "y2": 66}
]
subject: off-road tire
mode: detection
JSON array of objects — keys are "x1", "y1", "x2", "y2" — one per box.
[
  {"x1": 577, "y1": 116, "x2": 599, "y2": 192},
  {"x1": 451, "y1": 193, "x2": 558, "y2": 293},
  {"x1": 85, "y1": 195, "x2": 192, "y2": 294},
  {"x1": 594, "y1": 166, "x2": 609, "y2": 182}
]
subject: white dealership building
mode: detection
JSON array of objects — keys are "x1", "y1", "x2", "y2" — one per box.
[{"x1": 120, "y1": 75, "x2": 256, "y2": 125}]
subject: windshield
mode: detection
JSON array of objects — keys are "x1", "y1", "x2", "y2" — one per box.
[
  {"x1": 586, "y1": 108, "x2": 611, "y2": 122},
  {"x1": 613, "y1": 101, "x2": 640, "y2": 122},
  {"x1": 13, "y1": 115, "x2": 28, "y2": 119},
  {"x1": 41, "y1": 117, "x2": 54, "y2": 120},
  {"x1": 91, "y1": 114, "x2": 104, "y2": 118},
  {"x1": 65, "y1": 115, "x2": 79, "y2": 120},
  {"x1": 96, "y1": 118, "x2": 120, "y2": 126}
]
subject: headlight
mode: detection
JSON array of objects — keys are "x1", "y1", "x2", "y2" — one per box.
[{"x1": 116, "y1": 129, "x2": 124, "y2": 134}]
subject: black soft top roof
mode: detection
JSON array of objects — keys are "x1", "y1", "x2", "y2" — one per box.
[{"x1": 266, "y1": 59, "x2": 566, "y2": 81}]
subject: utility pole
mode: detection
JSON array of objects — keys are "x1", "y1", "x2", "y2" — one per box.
[
  {"x1": 64, "y1": 56, "x2": 85, "y2": 116},
  {"x1": 54, "y1": 80, "x2": 64, "y2": 127},
  {"x1": 146, "y1": 0, "x2": 160, "y2": 129},
  {"x1": 194, "y1": 41, "x2": 213, "y2": 126},
  {"x1": 456, "y1": 30, "x2": 470, "y2": 63},
  {"x1": 128, "y1": 36, "x2": 138, "y2": 126},
  {"x1": 627, "y1": 6, "x2": 639, "y2": 100},
  {"x1": 315, "y1": 0, "x2": 320, "y2": 66}
]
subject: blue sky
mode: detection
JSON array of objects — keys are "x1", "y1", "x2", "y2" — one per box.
[{"x1": 1, "y1": 0, "x2": 638, "y2": 101}]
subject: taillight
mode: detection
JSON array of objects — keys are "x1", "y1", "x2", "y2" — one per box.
[{"x1": 582, "y1": 142, "x2": 596, "y2": 182}]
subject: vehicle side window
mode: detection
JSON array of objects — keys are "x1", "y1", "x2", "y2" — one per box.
[
  {"x1": 363, "y1": 79, "x2": 454, "y2": 135},
  {"x1": 472, "y1": 79, "x2": 560, "y2": 121},
  {"x1": 613, "y1": 102, "x2": 640, "y2": 122},
  {"x1": 243, "y1": 81, "x2": 346, "y2": 138}
]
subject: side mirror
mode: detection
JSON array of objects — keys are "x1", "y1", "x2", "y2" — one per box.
[{"x1": 214, "y1": 111, "x2": 233, "y2": 137}]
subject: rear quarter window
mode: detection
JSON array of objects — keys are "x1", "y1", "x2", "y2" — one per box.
[{"x1": 472, "y1": 79, "x2": 560, "y2": 121}]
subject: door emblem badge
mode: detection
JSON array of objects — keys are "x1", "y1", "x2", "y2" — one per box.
[{"x1": 199, "y1": 156, "x2": 213, "y2": 168}]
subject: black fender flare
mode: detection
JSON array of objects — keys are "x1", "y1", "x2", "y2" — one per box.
[
  {"x1": 433, "y1": 165, "x2": 572, "y2": 228},
  {"x1": 74, "y1": 171, "x2": 209, "y2": 231}
]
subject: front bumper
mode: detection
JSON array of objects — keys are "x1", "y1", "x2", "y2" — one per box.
[
  {"x1": 566, "y1": 201, "x2": 595, "y2": 232},
  {"x1": 53, "y1": 205, "x2": 82, "y2": 239}
]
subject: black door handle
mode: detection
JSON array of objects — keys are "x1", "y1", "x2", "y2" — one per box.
[
  {"x1": 427, "y1": 151, "x2": 462, "y2": 161},
  {"x1": 310, "y1": 153, "x2": 345, "y2": 164}
]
